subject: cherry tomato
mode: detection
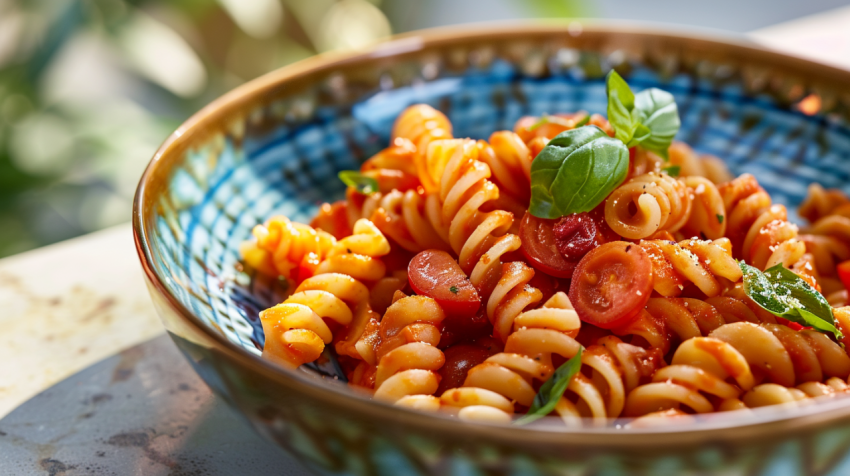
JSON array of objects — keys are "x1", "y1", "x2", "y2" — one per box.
[
  {"x1": 519, "y1": 212, "x2": 580, "y2": 278},
  {"x1": 409, "y1": 250, "x2": 480, "y2": 317},
  {"x1": 569, "y1": 241, "x2": 653, "y2": 329},
  {"x1": 553, "y1": 212, "x2": 597, "y2": 260},
  {"x1": 436, "y1": 344, "x2": 495, "y2": 395},
  {"x1": 838, "y1": 260, "x2": 850, "y2": 292}
]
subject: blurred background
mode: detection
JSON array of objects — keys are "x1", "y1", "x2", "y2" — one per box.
[{"x1": 0, "y1": 0, "x2": 847, "y2": 258}]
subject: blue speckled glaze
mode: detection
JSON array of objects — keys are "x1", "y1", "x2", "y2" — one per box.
[{"x1": 138, "y1": 31, "x2": 850, "y2": 475}]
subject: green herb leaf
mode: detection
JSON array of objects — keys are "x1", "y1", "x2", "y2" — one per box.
[
  {"x1": 604, "y1": 70, "x2": 680, "y2": 159},
  {"x1": 338, "y1": 171, "x2": 378, "y2": 195},
  {"x1": 449, "y1": 285, "x2": 459, "y2": 294},
  {"x1": 661, "y1": 165, "x2": 681, "y2": 177},
  {"x1": 740, "y1": 262, "x2": 843, "y2": 339},
  {"x1": 529, "y1": 126, "x2": 629, "y2": 219},
  {"x1": 632, "y1": 88, "x2": 680, "y2": 159},
  {"x1": 716, "y1": 214, "x2": 724, "y2": 224},
  {"x1": 606, "y1": 70, "x2": 636, "y2": 144},
  {"x1": 515, "y1": 347, "x2": 584, "y2": 425}
]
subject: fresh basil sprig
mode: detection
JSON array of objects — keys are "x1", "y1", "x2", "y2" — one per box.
[
  {"x1": 606, "y1": 70, "x2": 680, "y2": 159},
  {"x1": 528, "y1": 126, "x2": 629, "y2": 219},
  {"x1": 740, "y1": 262, "x2": 843, "y2": 340},
  {"x1": 338, "y1": 171, "x2": 378, "y2": 195},
  {"x1": 515, "y1": 347, "x2": 584, "y2": 425}
]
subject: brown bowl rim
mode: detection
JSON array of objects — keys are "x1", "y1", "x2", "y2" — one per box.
[{"x1": 133, "y1": 20, "x2": 850, "y2": 448}]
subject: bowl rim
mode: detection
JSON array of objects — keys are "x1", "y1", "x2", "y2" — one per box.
[{"x1": 133, "y1": 20, "x2": 850, "y2": 447}]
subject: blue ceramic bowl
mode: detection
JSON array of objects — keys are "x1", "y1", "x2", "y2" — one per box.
[{"x1": 134, "y1": 23, "x2": 850, "y2": 475}]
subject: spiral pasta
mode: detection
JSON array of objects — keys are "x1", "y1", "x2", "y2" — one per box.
[
  {"x1": 425, "y1": 138, "x2": 537, "y2": 333},
  {"x1": 392, "y1": 104, "x2": 453, "y2": 193},
  {"x1": 605, "y1": 172, "x2": 693, "y2": 239},
  {"x1": 240, "y1": 215, "x2": 336, "y2": 279},
  {"x1": 624, "y1": 337, "x2": 754, "y2": 416},
  {"x1": 639, "y1": 238, "x2": 742, "y2": 298},
  {"x1": 718, "y1": 174, "x2": 806, "y2": 270},
  {"x1": 257, "y1": 219, "x2": 390, "y2": 367},
  {"x1": 440, "y1": 292, "x2": 581, "y2": 422},
  {"x1": 668, "y1": 141, "x2": 733, "y2": 184},
  {"x1": 373, "y1": 295, "x2": 447, "y2": 405}
]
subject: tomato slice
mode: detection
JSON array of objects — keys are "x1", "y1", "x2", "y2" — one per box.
[
  {"x1": 519, "y1": 212, "x2": 580, "y2": 278},
  {"x1": 519, "y1": 210, "x2": 612, "y2": 279},
  {"x1": 839, "y1": 260, "x2": 850, "y2": 292},
  {"x1": 569, "y1": 241, "x2": 653, "y2": 329},
  {"x1": 409, "y1": 250, "x2": 481, "y2": 317}
]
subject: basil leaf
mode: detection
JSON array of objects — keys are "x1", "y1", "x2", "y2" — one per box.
[
  {"x1": 338, "y1": 171, "x2": 378, "y2": 195},
  {"x1": 740, "y1": 262, "x2": 790, "y2": 315},
  {"x1": 575, "y1": 114, "x2": 590, "y2": 127},
  {"x1": 768, "y1": 265, "x2": 839, "y2": 334},
  {"x1": 740, "y1": 262, "x2": 843, "y2": 340},
  {"x1": 606, "y1": 70, "x2": 636, "y2": 144},
  {"x1": 529, "y1": 126, "x2": 629, "y2": 219},
  {"x1": 515, "y1": 347, "x2": 584, "y2": 425},
  {"x1": 633, "y1": 88, "x2": 680, "y2": 159},
  {"x1": 661, "y1": 165, "x2": 681, "y2": 177}
]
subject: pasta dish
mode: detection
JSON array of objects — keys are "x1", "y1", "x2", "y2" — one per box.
[{"x1": 239, "y1": 71, "x2": 850, "y2": 426}]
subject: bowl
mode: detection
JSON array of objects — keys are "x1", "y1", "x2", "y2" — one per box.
[{"x1": 133, "y1": 22, "x2": 850, "y2": 475}]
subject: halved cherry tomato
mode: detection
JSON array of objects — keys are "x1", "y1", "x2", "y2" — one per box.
[
  {"x1": 436, "y1": 344, "x2": 496, "y2": 395},
  {"x1": 569, "y1": 241, "x2": 653, "y2": 329},
  {"x1": 409, "y1": 250, "x2": 480, "y2": 317},
  {"x1": 519, "y1": 210, "x2": 612, "y2": 279},
  {"x1": 838, "y1": 260, "x2": 850, "y2": 292},
  {"x1": 519, "y1": 212, "x2": 580, "y2": 278}
]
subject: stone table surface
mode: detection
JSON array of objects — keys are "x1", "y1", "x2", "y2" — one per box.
[{"x1": 1, "y1": 7, "x2": 849, "y2": 475}]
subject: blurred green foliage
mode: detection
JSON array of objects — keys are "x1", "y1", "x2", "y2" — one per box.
[{"x1": 0, "y1": 0, "x2": 587, "y2": 258}]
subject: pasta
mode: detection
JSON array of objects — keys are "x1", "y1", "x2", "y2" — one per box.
[{"x1": 239, "y1": 96, "x2": 850, "y2": 427}]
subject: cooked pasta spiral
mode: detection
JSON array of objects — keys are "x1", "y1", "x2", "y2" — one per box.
[
  {"x1": 668, "y1": 141, "x2": 733, "y2": 184},
  {"x1": 240, "y1": 215, "x2": 336, "y2": 279},
  {"x1": 624, "y1": 337, "x2": 754, "y2": 416},
  {"x1": 392, "y1": 104, "x2": 453, "y2": 193},
  {"x1": 440, "y1": 293, "x2": 581, "y2": 423},
  {"x1": 259, "y1": 273, "x2": 368, "y2": 368},
  {"x1": 557, "y1": 335, "x2": 664, "y2": 424},
  {"x1": 639, "y1": 238, "x2": 742, "y2": 298},
  {"x1": 718, "y1": 174, "x2": 806, "y2": 269},
  {"x1": 799, "y1": 183, "x2": 850, "y2": 224},
  {"x1": 605, "y1": 172, "x2": 693, "y2": 239},
  {"x1": 477, "y1": 131, "x2": 531, "y2": 203},
  {"x1": 256, "y1": 219, "x2": 390, "y2": 367},
  {"x1": 373, "y1": 295, "x2": 447, "y2": 406},
  {"x1": 679, "y1": 176, "x2": 726, "y2": 240},
  {"x1": 427, "y1": 138, "x2": 536, "y2": 332},
  {"x1": 710, "y1": 322, "x2": 850, "y2": 387}
]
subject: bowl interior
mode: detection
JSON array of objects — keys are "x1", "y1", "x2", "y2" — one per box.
[{"x1": 137, "y1": 25, "x2": 850, "y2": 407}]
